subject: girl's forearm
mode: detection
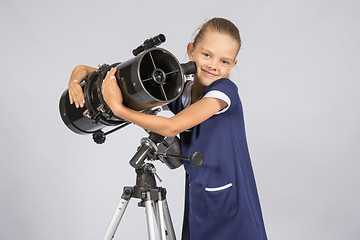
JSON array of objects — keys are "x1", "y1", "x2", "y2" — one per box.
[
  {"x1": 112, "y1": 105, "x2": 179, "y2": 137},
  {"x1": 111, "y1": 97, "x2": 225, "y2": 138},
  {"x1": 80, "y1": 65, "x2": 97, "y2": 77}
]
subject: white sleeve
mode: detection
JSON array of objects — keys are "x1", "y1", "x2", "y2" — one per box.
[
  {"x1": 161, "y1": 104, "x2": 170, "y2": 111},
  {"x1": 203, "y1": 90, "x2": 231, "y2": 114}
]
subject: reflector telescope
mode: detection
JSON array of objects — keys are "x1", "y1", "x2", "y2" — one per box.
[{"x1": 59, "y1": 34, "x2": 196, "y2": 136}]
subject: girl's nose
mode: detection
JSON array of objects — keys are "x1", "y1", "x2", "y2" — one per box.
[{"x1": 207, "y1": 59, "x2": 218, "y2": 70}]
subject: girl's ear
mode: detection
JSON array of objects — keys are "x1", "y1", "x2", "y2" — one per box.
[
  {"x1": 187, "y1": 42, "x2": 194, "y2": 60},
  {"x1": 233, "y1": 59, "x2": 238, "y2": 67},
  {"x1": 226, "y1": 60, "x2": 238, "y2": 78}
]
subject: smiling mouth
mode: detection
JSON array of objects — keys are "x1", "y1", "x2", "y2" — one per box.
[{"x1": 202, "y1": 69, "x2": 218, "y2": 78}]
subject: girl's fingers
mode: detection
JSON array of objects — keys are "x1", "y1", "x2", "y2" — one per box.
[
  {"x1": 103, "y1": 68, "x2": 117, "y2": 90},
  {"x1": 105, "y1": 67, "x2": 117, "y2": 79},
  {"x1": 69, "y1": 89, "x2": 78, "y2": 108},
  {"x1": 75, "y1": 89, "x2": 85, "y2": 108},
  {"x1": 69, "y1": 89, "x2": 74, "y2": 104},
  {"x1": 70, "y1": 68, "x2": 116, "y2": 108},
  {"x1": 69, "y1": 84, "x2": 84, "y2": 108},
  {"x1": 68, "y1": 65, "x2": 90, "y2": 108}
]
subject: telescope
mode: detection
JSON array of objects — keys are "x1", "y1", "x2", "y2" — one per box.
[{"x1": 59, "y1": 34, "x2": 196, "y2": 142}]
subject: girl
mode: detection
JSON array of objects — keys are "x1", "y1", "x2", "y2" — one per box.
[{"x1": 69, "y1": 17, "x2": 267, "y2": 240}]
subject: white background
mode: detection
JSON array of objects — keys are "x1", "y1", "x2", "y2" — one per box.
[{"x1": 1, "y1": 0, "x2": 359, "y2": 239}]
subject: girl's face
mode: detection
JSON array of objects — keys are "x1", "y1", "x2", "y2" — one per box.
[{"x1": 187, "y1": 30, "x2": 238, "y2": 87}]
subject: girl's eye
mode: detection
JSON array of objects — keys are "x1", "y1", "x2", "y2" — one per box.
[
  {"x1": 221, "y1": 60, "x2": 230, "y2": 65},
  {"x1": 202, "y1": 53, "x2": 210, "y2": 58}
]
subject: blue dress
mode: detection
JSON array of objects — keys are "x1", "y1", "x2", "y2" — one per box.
[{"x1": 167, "y1": 78, "x2": 267, "y2": 240}]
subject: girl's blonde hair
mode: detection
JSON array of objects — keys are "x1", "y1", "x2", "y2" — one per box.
[{"x1": 193, "y1": 17, "x2": 241, "y2": 55}]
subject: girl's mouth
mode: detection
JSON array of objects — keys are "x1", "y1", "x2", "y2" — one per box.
[{"x1": 201, "y1": 69, "x2": 218, "y2": 78}]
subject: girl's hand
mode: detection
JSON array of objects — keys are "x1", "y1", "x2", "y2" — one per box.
[
  {"x1": 68, "y1": 65, "x2": 89, "y2": 108},
  {"x1": 102, "y1": 67, "x2": 123, "y2": 113}
]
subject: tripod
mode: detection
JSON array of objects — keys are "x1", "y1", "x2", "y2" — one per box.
[
  {"x1": 103, "y1": 163, "x2": 176, "y2": 240},
  {"x1": 101, "y1": 132, "x2": 203, "y2": 240}
]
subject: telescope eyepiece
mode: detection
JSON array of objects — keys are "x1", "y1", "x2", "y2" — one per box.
[{"x1": 133, "y1": 34, "x2": 166, "y2": 56}]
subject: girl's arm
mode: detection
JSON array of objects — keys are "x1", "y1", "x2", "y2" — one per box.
[
  {"x1": 68, "y1": 65, "x2": 97, "y2": 108},
  {"x1": 102, "y1": 68, "x2": 227, "y2": 137}
]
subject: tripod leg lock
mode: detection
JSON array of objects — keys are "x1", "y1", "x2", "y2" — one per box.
[
  {"x1": 121, "y1": 188, "x2": 133, "y2": 201},
  {"x1": 159, "y1": 187, "x2": 167, "y2": 200}
]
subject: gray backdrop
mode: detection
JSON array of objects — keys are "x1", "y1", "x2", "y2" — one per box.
[{"x1": 1, "y1": 0, "x2": 359, "y2": 239}]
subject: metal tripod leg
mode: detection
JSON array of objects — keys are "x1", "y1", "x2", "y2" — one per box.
[
  {"x1": 145, "y1": 191, "x2": 157, "y2": 240},
  {"x1": 102, "y1": 188, "x2": 176, "y2": 240},
  {"x1": 161, "y1": 198, "x2": 176, "y2": 239},
  {"x1": 155, "y1": 191, "x2": 167, "y2": 239},
  {"x1": 144, "y1": 189, "x2": 176, "y2": 240},
  {"x1": 101, "y1": 168, "x2": 176, "y2": 240},
  {"x1": 102, "y1": 188, "x2": 132, "y2": 240}
]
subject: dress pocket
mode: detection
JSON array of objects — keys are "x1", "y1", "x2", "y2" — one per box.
[{"x1": 204, "y1": 182, "x2": 238, "y2": 220}]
